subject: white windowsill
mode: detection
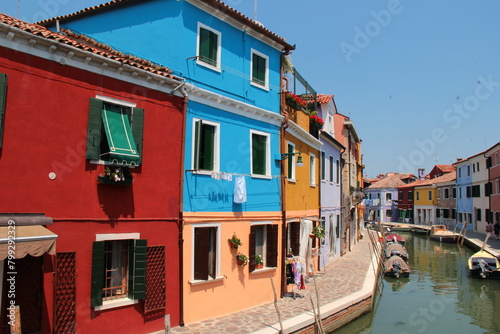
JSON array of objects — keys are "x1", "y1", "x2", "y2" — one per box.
[
  {"x1": 191, "y1": 169, "x2": 218, "y2": 176},
  {"x1": 250, "y1": 81, "x2": 269, "y2": 91},
  {"x1": 196, "y1": 60, "x2": 221, "y2": 73},
  {"x1": 94, "y1": 298, "x2": 138, "y2": 311},
  {"x1": 251, "y1": 267, "x2": 276, "y2": 274},
  {"x1": 189, "y1": 276, "x2": 226, "y2": 286},
  {"x1": 251, "y1": 174, "x2": 272, "y2": 180},
  {"x1": 288, "y1": 178, "x2": 296, "y2": 183}
]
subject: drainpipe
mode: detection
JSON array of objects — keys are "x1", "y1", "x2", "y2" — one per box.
[
  {"x1": 173, "y1": 78, "x2": 188, "y2": 327},
  {"x1": 279, "y1": 48, "x2": 291, "y2": 296}
]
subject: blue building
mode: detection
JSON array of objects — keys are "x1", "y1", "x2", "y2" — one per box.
[{"x1": 41, "y1": 0, "x2": 294, "y2": 326}]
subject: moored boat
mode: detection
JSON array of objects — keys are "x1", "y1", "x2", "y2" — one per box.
[
  {"x1": 385, "y1": 243, "x2": 409, "y2": 261},
  {"x1": 384, "y1": 255, "x2": 411, "y2": 278},
  {"x1": 468, "y1": 250, "x2": 500, "y2": 279},
  {"x1": 429, "y1": 225, "x2": 460, "y2": 243},
  {"x1": 390, "y1": 223, "x2": 412, "y2": 232},
  {"x1": 384, "y1": 233, "x2": 405, "y2": 244}
]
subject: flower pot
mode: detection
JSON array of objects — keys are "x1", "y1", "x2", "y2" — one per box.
[
  {"x1": 97, "y1": 176, "x2": 133, "y2": 186},
  {"x1": 255, "y1": 264, "x2": 264, "y2": 269},
  {"x1": 237, "y1": 258, "x2": 247, "y2": 266}
]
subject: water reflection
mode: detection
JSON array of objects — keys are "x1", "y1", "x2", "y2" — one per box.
[{"x1": 335, "y1": 232, "x2": 500, "y2": 334}]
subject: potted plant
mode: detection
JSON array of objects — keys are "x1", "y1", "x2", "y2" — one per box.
[
  {"x1": 255, "y1": 254, "x2": 264, "y2": 269},
  {"x1": 236, "y1": 253, "x2": 248, "y2": 266},
  {"x1": 228, "y1": 233, "x2": 242, "y2": 251},
  {"x1": 97, "y1": 166, "x2": 133, "y2": 185},
  {"x1": 284, "y1": 91, "x2": 307, "y2": 110},
  {"x1": 311, "y1": 225, "x2": 326, "y2": 240}
]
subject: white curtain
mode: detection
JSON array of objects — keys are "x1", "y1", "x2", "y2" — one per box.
[{"x1": 300, "y1": 219, "x2": 313, "y2": 272}]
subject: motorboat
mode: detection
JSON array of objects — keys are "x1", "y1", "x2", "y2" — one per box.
[
  {"x1": 390, "y1": 223, "x2": 412, "y2": 232},
  {"x1": 384, "y1": 255, "x2": 411, "y2": 278},
  {"x1": 468, "y1": 250, "x2": 500, "y2": 279},
  {"x1": 385, "y1": 243, "x2": 409, "y2": 261},
  {"x1": 429, "y1": 225, "x2": 460, "y2": 243}
]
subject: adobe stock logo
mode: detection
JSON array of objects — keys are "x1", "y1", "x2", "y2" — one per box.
[
  {"x1": 398, "y1": 74, "x2": 500, "y2": 174},
  {"x1": 25, "y1": 0, "x2": 72, "y2": 22},
  {"x1": 340, "y1": 0, "x2": 412, "y2": 63}
]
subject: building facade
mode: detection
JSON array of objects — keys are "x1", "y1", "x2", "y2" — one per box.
[{"x1": 0, "y1": 14, "x2": 184, "y2": 333}]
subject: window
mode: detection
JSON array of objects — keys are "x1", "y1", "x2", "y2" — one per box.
[
  {"x1": 250, "y1": 223, "x2": 278, "y2": 272},
  {"x1": 251, "y1": 131, "x2": 270, "y2": 176},
  {"x1": 416, "y1": 191, "x2": 420, "y2": 201},
  {"x1": 310, "y1": 154, "x2": 316, "y2": 186},
  {"x1": 336, "y1": 159, "x2": 340, "y2": 184},
  {"x1": 329, "y1": 156, "x2": 334, "y2": 182},
  {"x1": 250, "y1": 49, "x2": 268, "y2": 89},
  {"x1": 477, "y1": 162, "x2": 480, "y2": 171},
  {"x1": 428, "y1": 191, "x2": 432, "y2": 201},
  {"x1": 444, "y1": 188, "x2": 449, "y2": 199},
  {"x1": 453, "y1": 187, "x2": 456, "y2": 198},
  {"x1": 91, "y1": 235, "x2": 146, "y2": 308},
  {"x1": 287, "y1": 142, "x2": 296, "y2": 180},
  {"x1": 386, "y1": 193, "x2": 392, "y2": 201},
  {"x1": 386, "y1": 209, "x2": 392, "y2": 218},
  {"x1": 0, "y1": 73, "x2": 7, "y2": 148},
  {"x1": 193, "y1": 119, "x2": 219, "y2": 171},
  {"x1": 408, "y1": 191, "x2": 413, "y2": 201},
  {"x1": 477, "y1": 208, "x2": 482, "y2": 221},
  {"x1": 86, "y1": 97, "x2": 144, "y2": 166},
  {"x1": 193, "y1": 225, "x2": 219, "y2": 280},
  {"x1": 458, "y1": 167, "x2": 462, "y2": 177},
  {"x1": 497, "y1": 180, "x2": 500, "y2": 194},
  {"x1": 467, "y1": 165, "x2": 471, "y2": 176},
  {"x1": 320, "y1": 152, "x2": 326, "y2": 181},
  {"x1": 197, "y1": 24, "x2": 221, "y2": 70}
]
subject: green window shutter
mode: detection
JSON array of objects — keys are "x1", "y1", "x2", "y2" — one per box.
[
  {"x1": 86, "y1": 98, "x2": 104, "y2": 160},
  {"x1": 252, "y1": 134, "x2": 266, "y2": 175},
  {"x1": 0, "y1": 73, "x2": 7, "y2": 148},
  {"x1": 200, "y1": 124, "x2": 215, "y2": 170},
  {"x1": 329, "y1": 157, "x2": 334, "y2": 182},
  {"x1": 266, "y1": 225, "x2": 278, "y2": 268},
  {"x1": 252, "y1": 53, "x2": 266, "y2": 86},
  {"x1": 131, "y1": 107, "x2": 144, "y2": 166},
  {"x1": 199, "y1": 28, "x2": 217, "y2": 66},
  {"x1": 129, "y1": 239, "x2": 147, "y2": 300},
  {"x1": 193, "y1": 120, "x2": 201, "y2": 169},
  {"x1": 91, "y1": 241, "x2": 105, "y2": 307},
  {"x1": 320, "y1": 152, "x2": 325, "y2": 180},
  {"x1": 287, "y1": 144, "x2": 293, "y2": 178}
]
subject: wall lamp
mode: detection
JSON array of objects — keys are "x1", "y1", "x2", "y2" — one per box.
[{"x1": 275, "y1": 152, "x2": 304, "y2": 167}]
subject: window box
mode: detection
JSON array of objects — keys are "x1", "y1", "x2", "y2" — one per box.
[
  {"x1": 97, "y1": 175, "x2": 133, "y2": 186},
  {"x1": 97, "y1": 166, "x2": 133, "y2": 186}
]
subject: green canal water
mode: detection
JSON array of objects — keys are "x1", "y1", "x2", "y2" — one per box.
[{"x1": 335, "y1": 232, "x2": 500, "y2": 334}]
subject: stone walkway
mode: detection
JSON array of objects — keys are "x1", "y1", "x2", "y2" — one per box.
[{"x1": 169, "y1": 232, "x2": 380, "y2": 334}]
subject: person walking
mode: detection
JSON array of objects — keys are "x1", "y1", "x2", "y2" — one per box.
[{"x1": 494, "y1": 221, "x2": 500, "y2": 240}]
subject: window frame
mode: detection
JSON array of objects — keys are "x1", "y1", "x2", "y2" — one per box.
[
  {"x1": 336, "y1": 159, "x2": 340, "y2": 184},
  {"x1": 250, "y1": 48, "x2": 269, "y2": 90},
  {"x1": 191, "y1": 118, "x2": 220, "y2": 172},
  {"x1": 310, "y1": 154, "x2": 316, "y2": 187},
  {"x1": 196, "y1": 23, "x2": 221, "y2": 72},
  {"x1": 320, "y1": 151, "x2": 326, "y2": 181},
  {"x1": 250, "y1": 130, "x2": 271, "y2": 178},
  {"x1": 250, "y1": 222, "x2": 278, "y2": 272},
  {"x1": 92, "y1": 233, "x2": 146, "y2": 311},
  {"x1": 191, "y1": 223, "x2": 221, "y2": 283},
  {"x1": 86, "y1": 96, "x2": 144, "y2": 167}
]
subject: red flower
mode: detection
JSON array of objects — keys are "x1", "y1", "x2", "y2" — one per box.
[
  {"x1": 285, "y1": 91, "x2": 307, "y2": 108},
  {"x1": 310, "y1": 115, "x2": 324, "y2": 125}
]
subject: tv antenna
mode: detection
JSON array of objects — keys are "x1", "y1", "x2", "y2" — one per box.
[
  {"x1": 17, "y1": 0, "x2": 21, "y2": 17},
  {"x1": 254, "y1": 0, "x2": 258, "y2": 21}
]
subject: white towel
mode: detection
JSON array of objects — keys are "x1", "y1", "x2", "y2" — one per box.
[{"x1": 233, "y1": 176, "x2": 247, "y2": 203}]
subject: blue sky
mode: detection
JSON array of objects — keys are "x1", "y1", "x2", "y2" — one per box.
[{"x1": 2, "y1": 0, "x2": 500, "y2": 178}]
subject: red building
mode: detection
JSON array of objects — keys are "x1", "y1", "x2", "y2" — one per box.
[
  {"x1": 0, "y1": 15, "x2": 184, "y2": 333},
  {"x1": 486, "y1": 142, "x2": 500, "y2": 223}
]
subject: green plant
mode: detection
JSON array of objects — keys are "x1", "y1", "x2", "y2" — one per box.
[
  {"x1": 255, "y1": 254, "x2": 264, "y2": 265},
  {"x1": 236, "y1": 253, "x2": 248, "y2": 266},
  {"x1": 312, "y1": 225, "x2": 326, "y2": 240},
  {"x1": 99, "y1": 166, "x2": 132, "y2": 182},
  {"x1": 228, "y1": 233, "x2": 242, "y2": 250}
]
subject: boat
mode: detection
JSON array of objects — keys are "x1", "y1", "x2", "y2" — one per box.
[
  {"x1": 468, "y1": 250, "x2": 500, "y2": 279},
  {"x1": 390, "y1": 223, "x2": 412, "y2": 232},
  {"x1": 384, "y1": 233, "x2": 405, "y2": 244},
  {"x1": 429, "y1": 225, "x2": 460, "y2": 243},
  {"x1": 384, "y1": 255, "x2": 411, "y2": 278},
  {"x1": 385, "y1": 243, "x2": 409, "y2": 261}
]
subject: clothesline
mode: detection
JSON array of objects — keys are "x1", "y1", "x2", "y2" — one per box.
[{"x1": 185, "y1": 169, "x2": 283, "y2": 179}]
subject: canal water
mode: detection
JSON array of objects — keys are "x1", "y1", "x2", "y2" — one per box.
[{"x1": 335, "y1": 231, "x2": 500, "y2": 334}]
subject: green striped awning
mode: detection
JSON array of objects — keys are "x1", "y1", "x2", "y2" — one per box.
[{"x1": 101, "y1": 104, "x2": 140, "y2": 166}]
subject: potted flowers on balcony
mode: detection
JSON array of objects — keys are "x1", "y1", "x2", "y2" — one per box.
[
  {"x1": 285, "y1": 91, "x2": 307, "y2": 110},
  {"x1": 236, "y1": 253, "x2": 248, "y2": 266},
  {"x1": 228, "y1": 233, "x2": 242, "y2": 251},
  {"x1": 311, "y1": 225, "x2": 326, "y2": 240},
  {"x1": 97, "y1": 166, "x2": 133, "y2": 185},
  {"x1": 309, "y1": 114, "x2": 324, "y2": 138}
]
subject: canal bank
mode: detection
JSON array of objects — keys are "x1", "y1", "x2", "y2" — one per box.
[
  {"x1": 169, "y1": 230, "x2": 381, "y2": 334},
  {"x1": 165, "y1": 228, "x2": 500, "y2": 334}
]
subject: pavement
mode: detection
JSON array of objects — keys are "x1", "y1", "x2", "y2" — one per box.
[
  {"x1": 163, "y1": 227, "x2": 500, "y2": 334},
  {"x1": 169, "y1": 231, "x2": 380, "y2": 334}
]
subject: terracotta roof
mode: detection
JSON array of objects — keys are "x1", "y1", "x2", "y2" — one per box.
[
  {"x1": 399, "y1": 171, "x2": 456, "y2": 188},
  {"x1": 0, "y1": 13, "x2": 176, "y2": 79},
  {"x1": 368, "y1": 173, "x2": 414, "y2": 189},
  {"x1": 37, "y1": 0, "x2": 294, "y2": 50},
  {"x1": 316, "y1": 94, "x2": 333, "y2": 104}
]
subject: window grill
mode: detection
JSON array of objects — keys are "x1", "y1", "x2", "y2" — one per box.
[
  {"x1": 145, "y1": 246, "x2": 166, "y2": 312},
  {"x1": 55, "y1": 252, "x2": 76, "y2": 334}
]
